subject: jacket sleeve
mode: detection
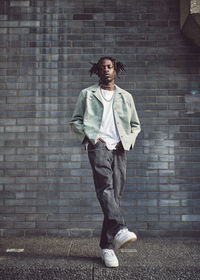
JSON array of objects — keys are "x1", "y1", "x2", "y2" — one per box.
[
  {"x1": 130, "y1": 95, "x2": 141, "y2": 149},
  {"x1": 70, "y1": 90, "x2": 86, "y2": 143}
]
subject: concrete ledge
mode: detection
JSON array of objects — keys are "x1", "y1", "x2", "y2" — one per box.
[{"x1": 0, "y1": 237, "x2": 200, "y2": 279}]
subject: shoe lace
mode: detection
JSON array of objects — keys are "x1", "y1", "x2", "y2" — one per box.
[
  {"x1": 115, "y1": 228, "x2": 128, "y2": 239},
  {"x1": 102, "y1": 249, "x2": 115, "y2": 257}
]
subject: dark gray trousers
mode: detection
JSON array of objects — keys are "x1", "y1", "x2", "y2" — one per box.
[{"x1": 88, "y1": 141, "x2": 127, "y2": 249}]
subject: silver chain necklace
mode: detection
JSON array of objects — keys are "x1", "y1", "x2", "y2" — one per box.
[{"x1": 100, "y1": 87, "x2": 115, "y2": 102}]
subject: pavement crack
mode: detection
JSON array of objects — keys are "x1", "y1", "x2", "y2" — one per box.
[
  {"x1": 92, "y1": 264, "x2": 95, "y2": 280},
  {"x1": 67, "y1": 240, "x2": 73, "y2": 257}
]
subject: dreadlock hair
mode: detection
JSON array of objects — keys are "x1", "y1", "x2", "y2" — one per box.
[{"x1": 89, "y1": 56, "x2": 126, "y2": 78}]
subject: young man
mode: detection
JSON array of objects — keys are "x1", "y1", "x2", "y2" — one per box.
[{"x1": 70, "y1": 57, "x2": 141, "y2": 267}]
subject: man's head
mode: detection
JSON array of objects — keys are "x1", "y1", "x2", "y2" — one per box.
[
  {"x1": 97, "y1": 58, "x2": 116, "y2": 85},
  {"x1": 89, "y1": 57, "x2": 125, "y2": 84}
]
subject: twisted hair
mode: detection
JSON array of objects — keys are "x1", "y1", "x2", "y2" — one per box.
[{"x1": 89, "y1": 56, "x2": 125, "y2": 78}]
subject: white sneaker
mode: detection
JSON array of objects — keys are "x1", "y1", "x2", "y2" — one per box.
[
  {"x1": 114, "y1": 228, "x2": 137, "y2": 249},
  {"x1": 101, "y1": 249, "x2": 119, "y2": 267}
]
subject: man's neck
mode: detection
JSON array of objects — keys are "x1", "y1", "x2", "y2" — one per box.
[{"x1": 100, "y1": 82, "x2": 115, "y2": 91}]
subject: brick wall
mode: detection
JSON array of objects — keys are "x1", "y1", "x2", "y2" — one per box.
[{"x1": 0, "y1": 0, "x2": 200, "y2": 238}]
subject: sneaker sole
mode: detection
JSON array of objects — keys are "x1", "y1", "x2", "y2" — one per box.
[
  {"x1": 118, "y1": 236, "x2": 137, "y2": 249},
  {"x1": 102, "y1": 259, "x2": 119, "y2": 268}
]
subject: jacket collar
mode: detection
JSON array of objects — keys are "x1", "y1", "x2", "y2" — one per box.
[{"x1": 91, "y1": 84, "x2": 124, "y2": 104}]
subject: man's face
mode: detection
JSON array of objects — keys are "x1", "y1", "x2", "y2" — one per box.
[{"x1": 98, "y1": 59, "x2": 116, "y2": 84}]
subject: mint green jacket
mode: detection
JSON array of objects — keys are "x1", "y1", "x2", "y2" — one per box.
[{"x1": 70, "y1": 84, "x2": 141, "y2": 151}]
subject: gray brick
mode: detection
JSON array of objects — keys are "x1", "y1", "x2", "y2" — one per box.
[
  {"x1": 6, "y1": 155, "x2": 38, "y2": 161},
  {"x1": 15, "y1": 222, "x2": 35, "y2": 229},
  {"x1": 159, "y1": 185, "x2": 180, "y2": 191},
  {"x1": 159, "y1": 215, "x2": 181, "y2": 222},
  {"x1": 137, "y1": 215, "x2": 158, "y2": 222},
  {"x1": 0, "y1": 191, "x2": 16, "y2": 199},
  {"x1": 10, "y1": 1, "x2": 30, "y2": 7},
  {"x1": 192, "y1": 192, "x2": 200, "y2": 199},
  {"x1": 16, "y1": 177, "x2": 37, "y2": 184},
  {"x1": 5, "y1": 184, "x2": 25, "y2": 192},
  {"x1": 148, "y1": 192, "x2": 169, "y2": 199},
  {"x1": 19, "y1": 20, "x2": 40, "y2": 27},
  {"x1": 182, "y1": 215, "x2": 200, "y2": 222},
  {"x1": 36, "y1": 222, "x2": 58, "y2": 229},
  {"x1": 59, "y1": 207, "x2": 80, "y2": 214},
  {"x1": 0, "y1": 28, "x2": 7, "y2": 34},
  {"x1": 73, "y1": 14, "x2": 93, "y2": 20},
  {"x1": 170, "y1": 207, "x2": 193, "y2": 215},
  {"x1": 182, "y1": 200, "x2": 200, "y2": 207},
  {"x1": 1, "y1": 229, "x2": 25, "y2": 237},
  {"x1": 0, "y1": 15, "x2": 8, "y2": 20},
  {"x1": 26, "y1": 184, "x2": 49, "y2": 192},
  {"x1": 70, "y1": 169, "x2": 92, "y2": 176},
  {"x1": 0, "y1": 148, "x2": 15, "y2": 155},
  {"x1": 16, "y1": 192, "x2": 37, "y2": 199},
  {"x1": 5, "y1": 126, "x2": 26, "y2": 133},
  {"x1": 5, "y1": 169, "x2": 28, "y2": 177},
  {"x1": 0, "y1": 21, "x2": 19, "y2": 27},
  {"x1": 148, "y1": 207, "x2": 169, "y2": 215},
  {"x1": 16, "y1": 162, "x2": 37, "y2": 169},
  {"x1": 137, "y1": 200, "x2": 157, "y2": 207},
  {"x1": 0, "y1": 221, "x2": 14, "y2": 229},
  {"x1": 5, "y1": 200, "x2": 26, "y2": 206},
  {"x1": 170, "y1": 192, "x2": 191, "y2": 199},
  {"x1": 38, "y1": 177, "x2": 80, "y2": 184},
  {"x1": 147, "y1": 162, "x2": 168, "y2": 169},
  {"x1": 60, "y1": 192, "x2": 81, "y2": 199},
  {"x1": 148, "y1": 222, "x2": 170, "y2": 230},
  {"x1": 2, "y1": 214, "x2": 26, "y2": 222},
  {"x1": 48, "y1": 200, "x2": 69, "y2": 207},
  {"x1": 26, "y1": 199, "x2": 47, "y2": 206},
  {"x1": 0, "y1": 177, "x2": 15, "y2": 184},
  {"x1": 26, "y1": 214, "x2": 46, "y2": 221},
  {"x1": 159, "y1": 200, "x2": 180, "y2": 207}
]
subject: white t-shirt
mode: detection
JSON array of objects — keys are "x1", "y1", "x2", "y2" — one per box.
[{"x1": 97, "y1": 87, "x2": 121, "y2": 150}]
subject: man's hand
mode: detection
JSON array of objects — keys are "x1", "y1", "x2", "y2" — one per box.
[
  {"x1": 97, "y1": 138, "x2": 106, "y2": 143},
  {"x1": 115, "y1": 141, "x2": 124, "y2": 151}
]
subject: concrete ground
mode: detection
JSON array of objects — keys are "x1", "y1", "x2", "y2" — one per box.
[{"x1": 0, "y1": 237, "x2": 200, "y2": 279}]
